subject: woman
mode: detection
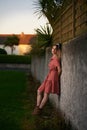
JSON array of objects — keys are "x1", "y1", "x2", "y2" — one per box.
[{"x1": 32, "y1": 43, "x2": 62, "y2": 115}]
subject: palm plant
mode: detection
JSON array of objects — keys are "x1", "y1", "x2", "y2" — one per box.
[
  {"x1": 31, "y1": 24, "x2": 53, "y2": 56},
  {"x1": 34, "y1": 0, "x2": 63, "y2": 29},
  {"x1": 35, "y1": 24, "x2": 53, "y2": 48}
]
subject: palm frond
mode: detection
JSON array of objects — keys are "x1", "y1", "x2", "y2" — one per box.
[
  {"x1": 33, "y1": 0, "x2": 63, "y2": 22},
  {"x1": 35, "y1": 24, "x2": 53, "y2": 48},
  {"x1": 31, "y1": 23, "x2": 53, "y2": 56}
]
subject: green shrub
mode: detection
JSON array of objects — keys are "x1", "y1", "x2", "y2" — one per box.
[
  {"x1": 0, "y1": 55, "x2": 31, "y2": 64},
  {"x1": 0, "y1": 48, "x2": 7, "y2": 55}
]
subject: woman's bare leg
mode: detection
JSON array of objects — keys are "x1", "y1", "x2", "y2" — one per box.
[
  {"x1": 36, "y1": 90, "x2": 42, "y2": 107},
  {"x1": 32, "y1": 92, "x2": 49, "y2": 115},
  {"x1": 39, "y1": 92, "x2": 49, "y2": 109}
]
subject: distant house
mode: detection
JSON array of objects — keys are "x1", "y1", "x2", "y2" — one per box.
[{"x1": 0, "y1": 32, "x2": 36, "y2": 55}]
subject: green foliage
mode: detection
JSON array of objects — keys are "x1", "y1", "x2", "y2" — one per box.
[
  {"x1": 34, "y1": 0, "x2": 63, "y2": 27},
  {"x1": 36, "y1": 24, "x2": 53, "y2": 48},
  {"x1": 0, "y1": 48, "x2": 7, "y2": 55},
  {"x1": 30, "y1": 43, "x2": 45, "y2": 56},
  {"x1": 4, "y1": 35, "x2": 19, "y2": 54},
  {"x1": 34, "y1": 0, "x2": 72, "y2": 27},
  {"x1": 30, "y1": 24, "x2": 53, "y2": 56},
  {"x1": 4, "y1": 35, "x2": 19, "y2": 47},
  {"x1": 0, "y1": 55, "x2": 31, "y2": 64}
]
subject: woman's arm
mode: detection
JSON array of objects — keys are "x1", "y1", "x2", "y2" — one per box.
[{"x1": 57, "y1": 65, "x2": 62, "y2": 76}]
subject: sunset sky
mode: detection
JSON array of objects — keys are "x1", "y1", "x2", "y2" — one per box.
[{"x1": 0, "y1": 0, "x2": 48, "y2": 34}]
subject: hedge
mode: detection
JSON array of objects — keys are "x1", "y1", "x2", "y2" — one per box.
[{"x1": 0, "y1": 55, "x2": 31, "y2": 64}]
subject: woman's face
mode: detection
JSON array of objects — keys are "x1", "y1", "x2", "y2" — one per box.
[{"x1": 51, "y1": 45, "x2": 57, "y2": 55}]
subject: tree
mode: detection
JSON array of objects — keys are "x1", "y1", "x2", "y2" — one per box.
[
  {"x1": 34, "y1": 0, "x2": 63, "y2": 29},
  {"x1": 4, "y1": 35, "x2": 19, "y2": 54}
]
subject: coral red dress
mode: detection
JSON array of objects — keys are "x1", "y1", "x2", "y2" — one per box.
[{"x1": 38, "y1": 56, "x2": 60, "y2": 95}]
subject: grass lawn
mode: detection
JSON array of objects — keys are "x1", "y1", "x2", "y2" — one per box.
[
  {"x1": 0, "y1": 70, "x2": 43, "y2": 130},
  {"x1": 0, "y1": 70, "x2": 73, "y2": 130},
  {"x1": 0, "y1": 70, "x2": 28, "y2": 130}
]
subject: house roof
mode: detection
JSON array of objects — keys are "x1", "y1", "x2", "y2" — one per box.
[
  {"x1": 0, "y1": 33, "x2": 36, "y2": 45},
  {"x1": 19, "y1": 32, "x2": 36, "y2": 45}
]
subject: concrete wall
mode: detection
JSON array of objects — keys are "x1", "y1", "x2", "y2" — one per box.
[
  {"x1": 31, "y1": 47, "x2": 52, "y2": 82},
  {"x1": 31, "y1": 55, "x2": 45, "y2": 82},
  {"x1": 60, "y1": 32, "x2": 87, "y2": 130},
  {"x1": 31, "y1": 32, "x2": 87, "y2": 130}
]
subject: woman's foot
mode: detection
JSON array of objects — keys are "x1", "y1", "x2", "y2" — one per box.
[{"x1": 32, "y1": 106, "x2": 42, "y2": 115}]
